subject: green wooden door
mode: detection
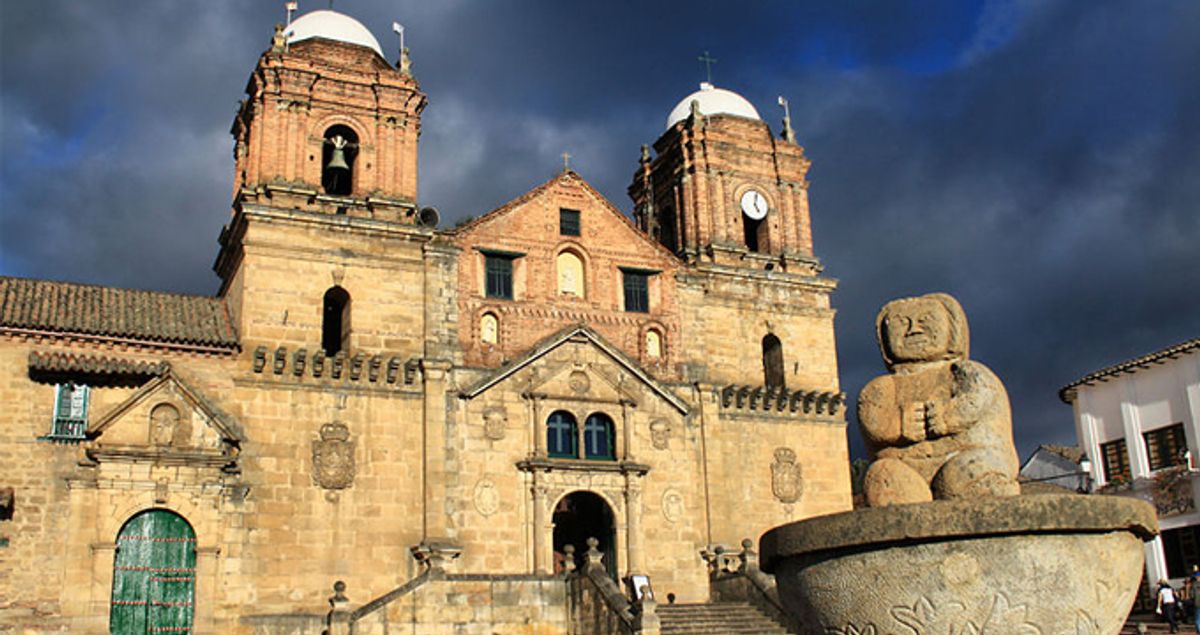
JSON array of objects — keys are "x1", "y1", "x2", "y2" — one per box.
[{"x1": 110, "y1": 510, "x2": 196, "y2": 634}]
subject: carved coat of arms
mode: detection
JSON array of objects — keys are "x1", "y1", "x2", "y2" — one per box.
[
  {"x1": 771, "y1": 447, "x2": 803, "y2": 504},
  {"x1": 313, "y1": 422, "x2": 355, "y2": 490}
]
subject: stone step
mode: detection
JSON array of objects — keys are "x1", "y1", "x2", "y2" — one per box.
[{"x1": 659, "y1": 601, "x2": 792, "y2": 635}]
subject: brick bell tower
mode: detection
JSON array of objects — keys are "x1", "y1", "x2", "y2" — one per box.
[
  {"x1": 630, "y1": 82, "x2": 819, "y2": 275},
  {"x1": 229, "y1": 10, "x2": 427, "y2": 222}
]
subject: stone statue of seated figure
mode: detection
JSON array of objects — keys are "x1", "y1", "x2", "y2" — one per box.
[{"x1": 858, "y1": 293, "x2": 1020, "y2": 507}]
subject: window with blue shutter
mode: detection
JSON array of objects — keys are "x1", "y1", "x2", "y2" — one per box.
[{"x1": 46, "y1": 383, "x2": 89, "y2": 442}]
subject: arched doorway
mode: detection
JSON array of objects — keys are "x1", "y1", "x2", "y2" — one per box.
[
  {"x1": 110, "y1": 509, "x2": 196, "y2": 634},
  {"x1": 552, "y1": 491, "x2": 616, "y2": 577}
]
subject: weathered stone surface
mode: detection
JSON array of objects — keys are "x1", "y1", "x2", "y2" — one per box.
[
  {"x1": 760, "y1": 494, "x2": 1156, "y2": 562},
  {"x1": 858, "y1": 293, "x2": 1020, "y2": 507},
  {"x1": 761, "y1": 494, "x2": 1158, "y2": 635}
]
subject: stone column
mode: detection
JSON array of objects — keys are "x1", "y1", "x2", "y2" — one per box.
[
  {"x1": 625, "y1": 474, "x2": 644, "y2": 574},
  {"x1": 421, "y1": 358, "x2": 453, "y2": 540},
  {"x1": 194, "y1": 546, "x2": 220, "y2": 634},
  {"x1": 621, "y1": 400, "x2": 634, "y2": 461},
  {"x1": 532, "y1": 475, "x2": 549, "y2": 574},
  {"x1": 528, "y1": 394, "x2": 546, "y2": 457}
]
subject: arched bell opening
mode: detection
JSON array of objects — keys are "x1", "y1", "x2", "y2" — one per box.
[
  {"x1": 322, "y1": 286, "x2": 351, "y2": 356},
  {"x1": 321, "y1": 125, "x2": 358, "y2": 196},
  {"x1": 763, "y1": 333, "x2": 785, "y2": 389},
  {"x1": 552, "y1": 490, "x2": 616, "y2": 577}
]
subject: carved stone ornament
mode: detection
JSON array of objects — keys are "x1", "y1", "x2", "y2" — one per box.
[
  {"x1": 483, "y1": 407, "x2": 507, "y2": 441},
  {"x1": 568, "y1": 370, "x2": 591, "y2": 394},
  {"x1": 661, "y1": 489, "x2": 685, "y2": 523},
  {"x1": 474, "y1": 478, "x2": 500, "y2": 516},
  {"x1": 649, "y1": 419, "x2": 670, "y2": 450},
  {"x1": 312, "y1": 422, "x2": 355, "y2": 490},
  {"x1": 771, "y1": 447, "x2": 803, "y2": 504}
]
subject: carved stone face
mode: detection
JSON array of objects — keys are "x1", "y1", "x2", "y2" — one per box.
[{"x1": 882, "y1": 299, "x2": 952, "y2": 363}]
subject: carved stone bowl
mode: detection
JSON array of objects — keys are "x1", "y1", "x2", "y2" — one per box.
[{"x1": 761, "y1": 494, "x2": 1157, "y2": 635}]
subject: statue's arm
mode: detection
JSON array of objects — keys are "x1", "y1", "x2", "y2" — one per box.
[
  {"x1": 927, "y1": 361, "x2": 1003, "y2": 437},
  {"x1": 858, "y1": 376, "x2": 901, "y2": 445}
]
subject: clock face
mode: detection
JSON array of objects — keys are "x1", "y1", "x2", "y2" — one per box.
[{"x1": 740, "y1": 190, "x2": 768, "y2": 220}]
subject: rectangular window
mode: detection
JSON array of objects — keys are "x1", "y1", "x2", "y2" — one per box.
[
  {"x1": 1144, "y1": 423, "x2": 1187, "y2": 471},
  {"x1": 559, "y1": 208, "x2": 581, "y2": 236},
  {"x1": 485, "y1": 255, "x2": 514, "y2": 300},
  {"x1": 622, "y1": 271, "x2": 650, "y2": 313},
  {"x1": 49, "y1": 383, "x2": 89, "y2": 441},
  {"x1": 1100, "y1": 438, "x2": 1130, "y2": 482}
]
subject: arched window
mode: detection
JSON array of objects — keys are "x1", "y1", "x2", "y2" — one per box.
[
  {"x1": 584, "y1": 413, "x2": 615, "y2": 460},
  {"x1": 110, "y1": 510, "x2": 196, "y2": 633},
  {"x1": 645, "y1": 330, "x2": 663, "y2": 359},
  {"x1": 322, "y1": 125, "x2": 358, "y2": 195},
  {"x1": 556, "y1": 251, "x2": 585, "y2": 298},
  {"x1": 763, "y1": 334, "x2": 785, "y2": 388},
  {"x1": 480, "y1": 313, "x2": 499, "y2": 345},
  {"x1": 547, "y1": 411, "x2": 578, "y2": 458},
  {"x1": 322, "y1": 286, "x2": 351, "y2": 356}
]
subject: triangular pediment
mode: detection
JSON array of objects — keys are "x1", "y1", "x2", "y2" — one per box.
[
  {"x1": 461, "y1": 325, "x2": 688, "y2": 415},
  {"x1": 450, "y1": 170, "x2": 679, "y2": 264},
  {"x1": 86, "y1": 370, "x2": 243, "y2": 464}
]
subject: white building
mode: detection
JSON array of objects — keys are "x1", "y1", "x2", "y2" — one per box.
[{"x1": 1060, "y1": 337, "x2": 1200, "y2": 583}]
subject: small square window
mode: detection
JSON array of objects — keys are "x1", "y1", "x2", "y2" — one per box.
[
  {"x1": 485, "y1": 255, "x2": 514, "y2": 300},
  {"x1": 560, "y1": 208, "x2": 581, "y2": 236},
  {"x1": 623, "y1": 271, "x2": 649, "y2": 313},
  {"x1": 46, "y1": 383, "x2": 89, "y2": 442}
]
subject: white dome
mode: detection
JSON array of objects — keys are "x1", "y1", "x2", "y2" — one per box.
[
  {"x1": 286, "y1": 10, "x2": 384, "y2": 57},
  {"x1": 665, "y1": 82, "x2": 761, "y2": 129}
]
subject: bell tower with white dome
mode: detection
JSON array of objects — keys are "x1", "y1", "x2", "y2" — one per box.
[
  {"x1": 228, "y1": 10, "x2": 426, "y2": 221},
  {"x1": 630, "y1": 82, "x2": 819, "y2": 274}
]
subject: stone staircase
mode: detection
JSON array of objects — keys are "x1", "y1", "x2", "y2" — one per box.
[{"x1": 658, "y1": 601, "x2": 792, "y2": 634}]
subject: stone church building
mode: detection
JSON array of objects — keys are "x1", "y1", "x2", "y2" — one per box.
[{"x1": 0, "y1": 9, "x2": 849, "y2": 634}]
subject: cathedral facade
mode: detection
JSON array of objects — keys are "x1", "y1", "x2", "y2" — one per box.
[{"x1": 0, "y1": 10, "x2": 849, "y2": 634}]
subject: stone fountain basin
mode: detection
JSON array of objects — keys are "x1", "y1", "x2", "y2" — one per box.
[{"x1": 761, "y1": 494, "x2": 1157, "y2": 635}]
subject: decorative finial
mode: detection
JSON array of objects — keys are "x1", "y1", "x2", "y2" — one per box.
[
  {"x1": 562, "y1": 152, "x2": 572, "y2": 173},
  {"x1": 698, "y1": 51, "x2": 718, "y2": 84},
  {"x1": 640, "y1": 144, "x2": 650, "y2": 164},
  {"x1": 777, "y1": 96, "x2": 796, "y2": 144},
  {"x1": 271, "y1": 24, "x2": 287, "y2": 54}
]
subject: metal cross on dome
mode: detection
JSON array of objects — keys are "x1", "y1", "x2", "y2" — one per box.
[{"x1": 698, "y1": 51, "x2": 718, "y2": 84}]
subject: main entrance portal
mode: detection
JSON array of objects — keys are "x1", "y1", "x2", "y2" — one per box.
[{"x1": 552, "y1": 491, "x2": 616, "y2": 576}]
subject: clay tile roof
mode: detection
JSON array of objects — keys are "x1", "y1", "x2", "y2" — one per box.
[
  {"x1": 0, "y1": 277, "x2": 238, "y2": 350},
  {"x1": 28, "y1": 351, "x2": 170, "y2": 377},
  {"x1": 1039, "y1": 444, "x2": 1085, "y2": 463},
  {"x1": 1059, "y1": 337, "x2": 1200, "y2": 403}
]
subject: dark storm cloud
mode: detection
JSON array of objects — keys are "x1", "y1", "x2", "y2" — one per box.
[{"x1": 2, "y1": 0, "x2": 1196, "y2": 459}]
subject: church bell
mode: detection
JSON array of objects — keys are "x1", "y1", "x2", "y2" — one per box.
[{"x1": 326, "y1": 147, "x2": 350, "y2": 172}]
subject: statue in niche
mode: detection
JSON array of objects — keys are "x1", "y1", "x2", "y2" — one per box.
[
  {"x1": 312, "y1": 422, "x2": 356, "y2": 490},
  {"x1": 150, "y1": 403, "x2": 180, "y2": 447},
  {"x1": 858, "y1": 293, "x2": 1019, "y2": 507}
]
